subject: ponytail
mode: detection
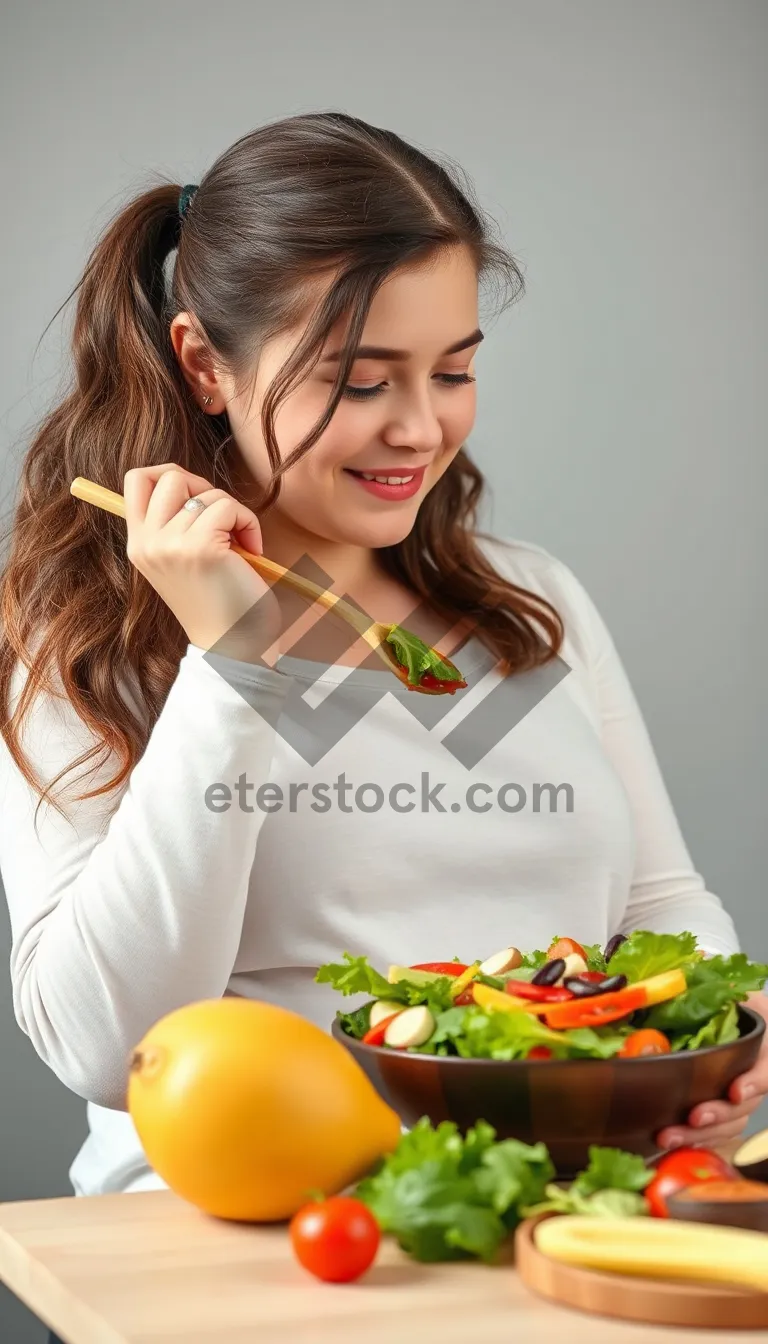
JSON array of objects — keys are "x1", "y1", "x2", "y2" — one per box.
[{"x1": 0, "y1": 182, "x2": 231, "y2": 828}]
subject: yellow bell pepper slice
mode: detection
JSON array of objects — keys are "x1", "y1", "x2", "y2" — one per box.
[
  {"x1": 472, "y1": 981, "x2": 551, "y2": 1017},
  {"x1": 632, "y1": 967, "x2": 687, "y2": 1005},
  {"x1": 449, "y1": 960, "x2": 482, "y2": 1000}
]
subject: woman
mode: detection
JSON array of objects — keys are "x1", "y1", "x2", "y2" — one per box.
[{"x1": 1, "y1": 113, "x2": 765, "y2": 1341}]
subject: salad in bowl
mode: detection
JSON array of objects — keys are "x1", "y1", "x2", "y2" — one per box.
[{"x1": 317, "y1": 930, "x2": 768, "y2": 1061}]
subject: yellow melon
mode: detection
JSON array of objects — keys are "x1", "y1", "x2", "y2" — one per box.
[{"x1": 127, "y1": 997, "x2": 401, "y2": 1221}]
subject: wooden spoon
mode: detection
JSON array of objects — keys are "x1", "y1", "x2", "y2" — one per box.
[{"x1": 69, "y1": 477, "x2": 467, "y2": 696}]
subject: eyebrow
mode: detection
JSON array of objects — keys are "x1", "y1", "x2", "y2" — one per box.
[{"x1": 320, "y1": 327, "x2": 484, "y2": 363}]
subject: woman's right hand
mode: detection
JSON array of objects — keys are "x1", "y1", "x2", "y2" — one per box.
[{"x1": 123, "y1": 464, "x2": 283, "y2": 662}]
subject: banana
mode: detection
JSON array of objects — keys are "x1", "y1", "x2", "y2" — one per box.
[{"x1": 535, "y1": 1215, "x2": 768, "y2": 1293}]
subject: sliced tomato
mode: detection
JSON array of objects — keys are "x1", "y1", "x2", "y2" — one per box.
[
  {"x1": 545, "y1": 983, "x2": 647, "y2": 1029},
  {"x1": 362, "y1": 1012, "x2": 401, "y2": 1046},
  {"x1": 548, "y1": 937, "x2": 587, "y2": 961},
  {"x1": 619, "y1": 1029, "x2": 672, "y2": 1058},
  {"x1": 410, "y1": 962, "x2": 468, "y2": 976},
  {"x1": 579, "y1": 971, "x2": 608, "y2": 984},
  {"x1": 504, "y1": 980, "x2": 575, "y2": 1002},
  {"x1": 420, "y1": 673, "x2": 468, "y2": 693},
  {"x1": 396, "y1": 664, "x2": 467, "y2": 694}
]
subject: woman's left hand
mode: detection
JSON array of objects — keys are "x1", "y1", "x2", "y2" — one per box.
[{"x1": 656, "y1": 991, "x2": 768, "y2": 1151}]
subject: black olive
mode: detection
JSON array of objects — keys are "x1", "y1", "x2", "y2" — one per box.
[
  {"x1": 564, "y1": 976, "x2": 605, "y2": 997},
  {"x1": 532, "y1": 957, "x2": 566, "y2": 986},
  {"x1": 604, "y1": 933, "x2": 628, "y2": 963},
  {"x1": 599, "y1": 973, "x2": 628, "y2": 993}
]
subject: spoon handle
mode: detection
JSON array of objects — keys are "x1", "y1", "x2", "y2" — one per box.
[{"x1": 69, "y1": 477, "x2": 379, "y2": 644}]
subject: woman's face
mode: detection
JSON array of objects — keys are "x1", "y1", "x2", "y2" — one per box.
[{"x1": 219, "y1": 244, "x2": 481, "y2": 552}]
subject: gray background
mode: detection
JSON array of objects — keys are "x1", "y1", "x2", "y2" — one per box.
[{"x1": 1, "y1": 1, "x2": 766, "y2": 1339}]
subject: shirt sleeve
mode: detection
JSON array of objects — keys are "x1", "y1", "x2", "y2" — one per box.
[
  {"x1": 0, "y1": 644, "x2": 293, "y2": 1110},
  {"x1": 557, "y1": 561, "x2": 741, "y2": 957}
]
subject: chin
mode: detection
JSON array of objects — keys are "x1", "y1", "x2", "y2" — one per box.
[{"x1": 346, "y1": 512, "x2": 419, "y2": 549}]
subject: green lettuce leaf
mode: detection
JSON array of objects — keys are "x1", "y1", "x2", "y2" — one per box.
[
  {"x1": 606, "y1": 930, "x2": 701, "y2": 982},
  {"x1": 666, "y1": 1000, "x2": 740, "y2": 1052},
  {"x1": 315, "y1": 953, "x2": 395, "y2": 999},
  {"x1": 644, "y1": 954, "x2": 768, "y2": 1034},
  {"x1": 524, "y1": 1184, "x2": 649, "y2": 1218},
  {"x1": 384, "y1": 625, "x2": 463, "y2": 686},
  {"x1": 570, "y1": 1145, "x2": 654, "y2": 1196},
  {"x1": 336, "y1": 1003, "x2": 372, "y2": 1039},
  {"x1": 316, "y1": 953, "x2": 456, "y2": 1012},
  {"x1": 446, "y1": 1007, "x2": 627, "y2": 1061},
  {"x1": 521, "y1": 1144, "x2": 652, "y2": 1218},
  {"x1": 519, "y1": 948, "x2": 548, "y2": 970},
  {"x1": 582, "y1": 943, "x2": 609, "y2": 973}
]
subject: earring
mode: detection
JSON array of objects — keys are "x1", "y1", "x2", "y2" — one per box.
[{"x1": 202, "y1": 395, "x2": 213, "y2": 408}]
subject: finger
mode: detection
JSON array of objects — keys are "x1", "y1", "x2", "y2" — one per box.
[
  {"x1": 657, "y1": 1117, "x2": 748, "y2": 1150},
  {"x1": 729, "y1": 1067, "x2": 768, "y2": 1106},
  {"x1": 187, "y1": 495, "x2": 264, "y2": 556},
  {"x1": 143, "y1": 469, "x2": 216, "y2": 530},
  {"x1": 688, "y1": 1094, "x2": 762, "y2": 1129},
  {"x1": 162, "y1": 488, "x2": 238, "y2": 535},
  {"x1": 124, "y1": 464, "x2": 215, "y2": 529}
]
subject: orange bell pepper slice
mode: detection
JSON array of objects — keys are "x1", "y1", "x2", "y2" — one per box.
[
  {"x1": 544, "y1": 968, "x2": 686, "y2": 1029},
  {"x1": 545, "y1": 986, "x2": 647, "y2": 1029}
]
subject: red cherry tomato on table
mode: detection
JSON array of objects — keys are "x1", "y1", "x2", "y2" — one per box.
[
  {"x1": 548, "y1": 937, "x2": 588, "y2": 962},
  {"x1": 645, "y1": 1148, "x2": 736, "y2": 1218},
  {"x1": 289, "y1": 1196, "x2": 380, "y2": 1282}
]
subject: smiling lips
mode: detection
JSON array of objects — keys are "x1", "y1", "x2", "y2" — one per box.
[{"x1": 344, "y1": 465, "x2": 426, "y2": 500}]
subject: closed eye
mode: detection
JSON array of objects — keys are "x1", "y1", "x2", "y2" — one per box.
[{"x1": 342, "y1": 372, "x2": 476, "y2": 402}]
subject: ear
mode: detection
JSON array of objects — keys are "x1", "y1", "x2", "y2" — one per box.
[{"x1": 169, "y1": 312, "x2": 225, "y2": 412}]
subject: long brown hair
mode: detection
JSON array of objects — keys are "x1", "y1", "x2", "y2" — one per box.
[{"x1": 0, "y1": 110, "x2": 564, "y2": 825}]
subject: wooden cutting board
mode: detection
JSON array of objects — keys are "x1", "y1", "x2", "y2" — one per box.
[{"x1": 515, "y1": 1214, "x2": 768, "y2": 1330}]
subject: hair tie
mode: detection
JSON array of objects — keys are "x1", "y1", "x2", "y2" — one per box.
[{"x1": 178, "y1": 184, "x2": 199, "y2": 222}]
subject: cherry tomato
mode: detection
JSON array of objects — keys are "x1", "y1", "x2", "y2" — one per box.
[
  {"x1": 527, "y1": 1046, "x2": 553, "y2": 1060},
  {"x1": 410, "y1": 962, "x2": 468, "y2": 976},
  {"x1": 645, "y1": 1148, "x2": 736, "y2": 1218},
  {"x1": 548, "y1": 937, "x2": 588, "y2": 961},
  {"x1": 453, "y1": 987, "x2": 476, "y2": 1005},
  {"x1": 289, "y1": 1196, "x2": 380, "y2": 1282},
  {"x1": 619, "y1": 1029, "x2": 672, "y2": 1058},
  {"x1": 579, "y1": 971, "x2": 607, "y2": 984}
]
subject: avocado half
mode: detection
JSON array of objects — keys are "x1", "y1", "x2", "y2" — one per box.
[
  {"x1": 734, "y1": 1127, "x2": 768, "y2": 1185},
  {"x1": 666, "y1": 1179, "x2": 768, "y2": 1233}
]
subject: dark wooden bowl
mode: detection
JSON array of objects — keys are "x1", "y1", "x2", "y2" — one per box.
[{"x1": 332, "y1": 1006, "x2": 765, "y2": 1176}]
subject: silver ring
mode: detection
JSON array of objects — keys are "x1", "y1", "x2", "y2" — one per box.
[{"x1": 182, "y1": 497, "x2": 207, "y2": 515}]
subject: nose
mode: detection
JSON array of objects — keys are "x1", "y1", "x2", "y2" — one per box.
[{"x1": 380, "y1": 386, "x2": 445, "y2": 456}]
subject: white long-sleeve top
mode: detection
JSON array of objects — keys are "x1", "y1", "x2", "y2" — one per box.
[{"x1": 0, "y1": 535, "x2": 740, "y2": 1197}]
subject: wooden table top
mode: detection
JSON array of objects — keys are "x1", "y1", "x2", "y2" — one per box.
[{"x1": 0, "y1": 1185, "x2": 754, "y2": 1344}]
